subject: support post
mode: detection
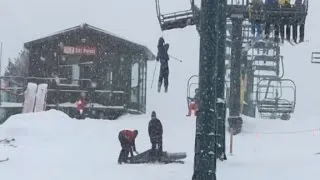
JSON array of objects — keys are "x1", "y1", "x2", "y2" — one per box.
[
  {"x1": 0, "y1": 42, "x2": 2, "y2": 105},
  {"x1": 227, "y1": 14, "x2": 244, "y2": 135},
  {"x1": 192, "y1": 0, "x2": 218, "y2": 179},
  {"x1": 243, "y1": 60, "x2": 256, "y2": 117},
  {"x1": 216, "y1": 0, "x2": 227, "y2": 161},
  {"x1": 229, "y1": 128, "x2": 234, "y2": 155}
]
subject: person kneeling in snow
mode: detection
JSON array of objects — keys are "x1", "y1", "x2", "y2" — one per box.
[
  {"x1": 118, "y1": 129, "x2": 139, "y2": 164},
  {"x1": 186, "y1": 88, "x2": 200, "y2": 117}
]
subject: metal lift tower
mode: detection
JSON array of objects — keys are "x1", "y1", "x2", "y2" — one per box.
[{"x1": 154, "y1": 0, "x2": 308, "y2": 179}]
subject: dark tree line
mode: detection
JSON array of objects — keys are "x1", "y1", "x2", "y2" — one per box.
[
  {"x1": 4, "y1": 50, "x2": 29, "y2": 77},
  {"x1": 1, "y1": 50, "x2": 29, "y2": 102}
]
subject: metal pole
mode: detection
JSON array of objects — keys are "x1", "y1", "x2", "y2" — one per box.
[
  {"x1": 192, "y1": 0, "x2": 218, "y2": 179},
  {"x1": 227, "y1": 14, "x2": 244, "y2": 135},
  {"x1": 0, "y1": 42, "x2": 2, "y2": 105},
  {"x1": 0, "y1": 42, "x2": 2, "y2": 75},
  {"x1": 216, "y1": 0, "x2": 227, "y2": 161}
]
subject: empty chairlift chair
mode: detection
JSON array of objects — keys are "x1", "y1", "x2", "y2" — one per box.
[
  {"x1": 155, "y1": 0, "x2": 198, "y2": 31},
  {"x1": 248, "y1": 40, "x2": 284, "y2": 80},
  {"x1": 252, "y1": 54, "x2": 284, "y2": 79},
  {"x1": 255, "y1": 78, "x2": 296, "y2": 120}
]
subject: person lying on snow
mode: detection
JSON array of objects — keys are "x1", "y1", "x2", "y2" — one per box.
[
  {"x1": 148, "y1": 111, "x2": 163, "y2": 162},
  {"x1": 118, "y1": 129, "x2": 139, "y2": 164},
  {"x1": 186, "y1": 88, "x2": 200, "y2": 117}
]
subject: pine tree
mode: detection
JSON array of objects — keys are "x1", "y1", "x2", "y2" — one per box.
[{"x1": 3, "y1": 50, "x2": 29, "y2": 102}]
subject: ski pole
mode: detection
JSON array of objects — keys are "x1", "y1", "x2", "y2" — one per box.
[
  {"x1": 151, "y1": 61, "x2": 158, "y2": 89},
  {"x1": 169, "y1": 55, "x2": 183, "y2": 63}
]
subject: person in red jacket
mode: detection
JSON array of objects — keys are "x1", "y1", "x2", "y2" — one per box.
[
  {"x1": 75, "y1": 92, "x2": 87, "y2": 119},
  {"x1": 186, "y1": 88, "x2": 200, "y2": 116},
  {"x1": 118, "y1": 129, "x2": 139, "y2": 164}
]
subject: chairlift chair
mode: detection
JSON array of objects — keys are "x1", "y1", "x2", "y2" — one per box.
[
  {"x1": 186, "y1": 75, "x2": 199, "y2": 109},
  {"x1": 252, "y1": 55, "x2": 284, "y2": 79},
  {"x1": 256, "y1": 78, "x2": 296, "y2": 120},
  {"x1": 155, "y1": 0, "x2": 199, "y2": 31}
]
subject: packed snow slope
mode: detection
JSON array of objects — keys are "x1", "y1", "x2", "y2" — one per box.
[
  {"x1": 1, "y1": 53, "x2": 320, "y2": 180},
  {"x1": 2, "y1": 1, "x2": 320, "y2": 180}
]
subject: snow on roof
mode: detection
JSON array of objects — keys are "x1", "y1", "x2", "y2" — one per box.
[
  {"x1": 24, "y1": 23, "x2": 155, "y2": 60},
  {"x1": 42, "y1": 23, "x2": 143, "y2": 47}
]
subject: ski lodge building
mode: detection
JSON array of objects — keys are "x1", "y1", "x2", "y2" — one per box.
[{"x1": 0, "y1": 23, "x2": 155, "y2": 122}]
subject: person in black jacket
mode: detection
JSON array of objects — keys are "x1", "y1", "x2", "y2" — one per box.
[
  {"x1": 156, "y1": 37, "x2": 170, "y2": 93},
  {"x1": 148, "y1": 111, "x2": 163, "y2": 161}
]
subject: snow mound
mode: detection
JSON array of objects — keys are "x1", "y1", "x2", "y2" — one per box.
[{"x1": 0, "y1": 109, "x2": 76, "y2": 139}]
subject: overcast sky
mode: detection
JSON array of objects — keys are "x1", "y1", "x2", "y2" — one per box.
[
  {"x1": 0, "y1": 0, "x2": 200, "y2": 73},
  {"x1": 1, "y1": 0, "x2": 317, "y2": 72},
  {"x1": 2, "y1": 0, "x2": 320, "y2": 117}
]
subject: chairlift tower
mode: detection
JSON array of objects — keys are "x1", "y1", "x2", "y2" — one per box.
[{"x1": 155, "y1": 0, "x2": 308, "y2": 179}]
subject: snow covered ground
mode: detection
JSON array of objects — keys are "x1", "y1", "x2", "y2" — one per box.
[
  {"x1": 1, "y1": 53, "x2": 320, "y2": 179},
  {"x1": 1, "y1": 1, "x2": 320, "y2": 180}
]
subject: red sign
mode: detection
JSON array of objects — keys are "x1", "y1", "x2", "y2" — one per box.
[{"x1": 63, "y1": 46, "x2": 96, "y2": 55}]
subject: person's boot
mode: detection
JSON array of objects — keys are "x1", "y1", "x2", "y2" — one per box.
[
  {"x1": 194, "y1": 110, "x2": 199, "y2": 116},
  {"x1": 164, "y1": 86, "x2": 168, "y2": 93},
  {"x1": 118, "y1": 150, "x2": 124, "y2": 164},
  {"x1": 157, "y1": 83, "x2": 161, "y2": 93},
  {"x1": 299, "y1": 37, "x2": 304, "y2": 43}
]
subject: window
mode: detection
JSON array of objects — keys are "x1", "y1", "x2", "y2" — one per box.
[
  {"x1": 71, "y1": 65, "x2": 80, "y2": 85},
  {"x1": 130, "y1": 62, "x2": 139, "y2": 103},
  {"x1": 58, "y1": 55, "x2": 80, "y2": 86},
  {"x1": 131, "y1": 63, "x2": 139, "y2": 87},
  {"x1": 139, "y1": 62, "x2": 145, "y2": 109}
]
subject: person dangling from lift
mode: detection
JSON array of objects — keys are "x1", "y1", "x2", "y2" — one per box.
[
  {"x1": 186, "y1": 88, "x2": 200, "y2": 117},
  {"x1": 156, "y1": 37, "x2": 170, "y2": 93}
]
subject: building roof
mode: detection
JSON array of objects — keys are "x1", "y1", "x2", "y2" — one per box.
[{"x1": 24, "y1": 23, "x2": 155, "y2": 60}]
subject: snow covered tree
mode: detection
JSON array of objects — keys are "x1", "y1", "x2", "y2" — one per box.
[
  {"x1": 4, "y1": 50, "x2": 29, "y2": 77},
  {"x1": 2, "y1": 50, "x2": 29, "y2": 102}
]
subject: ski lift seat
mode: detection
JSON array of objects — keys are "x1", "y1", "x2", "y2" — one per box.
[
  {"x1": 253, "y1": 55, "x2": 277, "y2": 62},
  {"x1": 159, "y1": 10, "x2": 196, "y2": 31},
  {"x1": 161, "y1": 10, "x2": 194, "y2": 20},
  {"x1": 258, "y1": 99, "x2": 293, "y2": 105},
  {"x1": 253, "y1": 74, "x2": 279, "y2": 79},
  {"x1": 257, "y1": 99, "x2": 294, "y2": 113},
  {"x1": 258, "y1": 108, "x2": 293, "y2": 113},
  {"x1": 252, "y1": 41, "x2": 276, "y2": 49},
  {"x1": 250, "y1": 6, "x2": 308, "y2": 24},
  {"x1": 253, "y1": 65, "x2": 277, "y2": 71}
]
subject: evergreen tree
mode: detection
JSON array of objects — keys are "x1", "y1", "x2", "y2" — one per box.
[
  {"x1": 2, "y1": 50, "x2": 29, "y2": 102},
  {"x1": 4, "y1": 50, "x2": 29, "y2": 77}
]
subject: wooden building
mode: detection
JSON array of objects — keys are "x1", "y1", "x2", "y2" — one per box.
[{"x1": 22, "y1": 23, "x2": 155, "y2": 119}]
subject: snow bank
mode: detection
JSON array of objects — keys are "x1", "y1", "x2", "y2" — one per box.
[{"x1": 0, "y1": 109, "x2": 74, "y2": 139}]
